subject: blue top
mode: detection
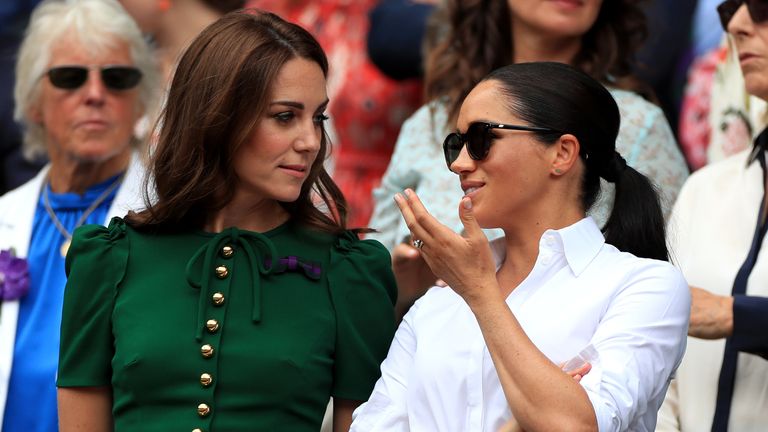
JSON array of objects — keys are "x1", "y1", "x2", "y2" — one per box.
[{"x1": 2, "y1": 174, "x2": 120, "y2": 432}]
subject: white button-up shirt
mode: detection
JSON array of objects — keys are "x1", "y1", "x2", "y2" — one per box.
[{"x1": 352, "y1": 217, "x2": 690, "y2": 432}]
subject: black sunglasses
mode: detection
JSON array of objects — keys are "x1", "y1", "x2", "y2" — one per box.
[
  {"x1": 442, "y1": 121, "x2": 561, "y2": 168},
  {"x1": 718, "y1": 0, "x2": 768, "y2": 30},
  {"x1": 45, "y1": 65, "x2": 142, "y2": 90}
]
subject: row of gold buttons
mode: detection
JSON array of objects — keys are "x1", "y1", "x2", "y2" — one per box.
[{"x1": 193, "y1": 245, "x2": 234, "y2": 429}]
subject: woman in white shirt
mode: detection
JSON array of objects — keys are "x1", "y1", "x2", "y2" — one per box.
[{"x1": 351, "y1": 62, "x2": 691, "y2": 432}]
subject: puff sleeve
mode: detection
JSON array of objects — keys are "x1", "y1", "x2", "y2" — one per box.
[
  {"x1": 328, "y1": 231, "x2": 397, "y2": 400},
  {"x1": 57, "y1": 217, "x2": 129, "y2": 387}
]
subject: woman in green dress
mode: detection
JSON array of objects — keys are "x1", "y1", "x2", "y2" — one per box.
[{"x1": 56, "y1": 10, "x2": 397, "y2": 432}]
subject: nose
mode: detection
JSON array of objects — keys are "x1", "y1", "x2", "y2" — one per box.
[
  {"x1": 450, "y1": 144, "x2": 476, "y2": 175},
  {"x1": 294, "y1": 120, "x2": 322, "y2": 153},
  {"x1": 83, "y1": 69, "x2": 106, "y2": 106},
  {"x1": 728, "y1": 4, "x2": 753, "y2": 35}
]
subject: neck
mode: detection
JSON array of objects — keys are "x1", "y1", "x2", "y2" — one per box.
[
  {"x1": 47, "y1": 148, "x2": 131, "y2": 194},
  {"x1": 511, "y1": 24, "x2": 582, "y2": 65},
  {"x1": 155, "y1": 2, "x2": 221, "y2": 81},
  {"x1": 204, "y1": 192, "x2": 290, "y2": 234},
  {"x1": 496, "y1": 198, "x2": 584, "y2": 297}
]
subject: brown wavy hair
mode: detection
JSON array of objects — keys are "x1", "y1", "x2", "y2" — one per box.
[
  {"x1": 424, "y1": 0, "x2": 649, "y2": 124},
  {"x1": 126, "y1": 10, "x2": 349, "y2": 234}
]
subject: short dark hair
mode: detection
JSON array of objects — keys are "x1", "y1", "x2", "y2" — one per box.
[
  {"x1": 127, "y1": 10, "x2": 348, "y2": 234},
  {"x1": 484, "y1": 62, "x2": 667, "y2": 261}
]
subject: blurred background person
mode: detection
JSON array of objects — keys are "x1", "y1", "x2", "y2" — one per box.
[
  {"x1": 57, "y1": 10, "x2": 396, "y2": 432},
  {"x1": 367, "y1": 0, "x2": 690, "y2": 320},
  {"x1": 119, "y1": 0, "x2": 245, "y2": 83},
  {"x1": 658, "y1": 1, "x2": 768, "y2": 430},
  {"x1": 0, "y1": 0, "x2": 159, "y2": 430},
  {"x1": 246, "y1": 0, "x2": 424, "y2": 227},
  {"x1": 366, "y1": 0, "x2": 697, "y2": 134}
]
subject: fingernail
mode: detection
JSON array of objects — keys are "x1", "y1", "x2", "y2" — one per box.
[
  {"x1": 462, "y1": 197, "x2": 472, "y2": 209},
  {"x1": 404, "y1": 189, "x2": 412, "y2": 197}
]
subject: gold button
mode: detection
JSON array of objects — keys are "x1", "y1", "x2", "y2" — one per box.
[
  {"x1": 200, "y1": 373, "x2": 213, "y2": 387},
  {"x1": 215, "y1": 265, "x2": 228, "y2": 279},
  {"x1": 192, "y1": 429, "x2": 203, "y2": 432},
  {"x1": 221, "y1": 245, "x2": 234, "y2": 258},
  {"x1": 206, "y1": 319, "x2": 219, "y2": 333},
  {"x1": 212, "y1": 292, "x2": 225, "y2": 306},
  {"x1": 197, "y1": 403, "x2": 210, "y2": 417},
  {"x1": 201, "y1": 344, "x2": 214, "y2": 358}
]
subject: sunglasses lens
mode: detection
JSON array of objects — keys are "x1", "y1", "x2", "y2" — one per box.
[
  {"x1": 101, "y1": 66, "x2": 142, "y2": 90},
  {"x1": 443, "y1": 133, "x2": 463, "y2": 168},
  {"x1": 466, "y1": 123, "x2": 490, "y2": 160},
  {"x1": 47, "y1": 67, "x2": 88, "y2": 89}
]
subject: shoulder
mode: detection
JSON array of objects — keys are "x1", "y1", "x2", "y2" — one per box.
[
  {"x1": 0, "y1": 167, "x2": 46, "y2": 211},
  {"x1": 328, "y1": 230, "x2": 397, "y2": 304},
  {"x1": 608, "y1": 88, "x2": 663, "y2": 116},
  {"x1": 331, "y1": 230, "x2": 393, "y2": 267},
  {"x1": 685, "y1": 149, "x2": 750, "y2": 186},
  {"x1": 597, "y1": 247, "x2": 689, "y2": 299},
  {"x1": 66, "y1": 217, "x2": 130, "y2": 271},
  {"x1": 608, "y1": 88, "x2": 669, "y2": 131}
]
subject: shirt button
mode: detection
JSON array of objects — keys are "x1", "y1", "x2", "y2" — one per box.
[
  {"x1": 541, "y1": 256, "x2": 551, "y2": 266},
  {"x1": 212, "y1": 292, "x2": 225, "y2": 306},
  {"x1": 206, "y1": 319, "x2": 219, "y2": 333},
  {"x1": 192, "y1": 429, "x2": 204, "y2": 432},
  {"x1": 200, "y1": 373, "x2": 213, "y2": 387},
  {"x1": 197, "y1": 403, "x2": 211, "y2": 417},
  {"x1": 220, "y1": 245, "x2": 234, "y2": 258},
  {"x1": 215, "y1": 265, "x2": 229, "y2": 279},
  {"x1": 546, "y1": 236, "x2": 555, "y2": 246},
  {"x1": 201, "y1": 344, "x2": 214, "y2": 358}
]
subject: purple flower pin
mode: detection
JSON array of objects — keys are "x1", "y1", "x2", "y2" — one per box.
[{"x1": 0, "y1": 249, "x2": 30, "y2": 301}]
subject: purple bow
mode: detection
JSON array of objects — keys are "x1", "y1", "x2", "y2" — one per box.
[{"x1": 265, "y1": 256, "x2": 322, "y2": 280}]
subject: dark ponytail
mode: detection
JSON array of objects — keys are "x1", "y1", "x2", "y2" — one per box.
[
  {"x1": 599, "y1": 155, "x2": 668, "y2": 261},
  {"x1": 484, "y1": 62, "x2": 668, "y2": 261}
]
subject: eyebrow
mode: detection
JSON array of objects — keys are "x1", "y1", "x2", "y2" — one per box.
[{"x1": 270, "y1": 99, "x2": 330, "y2": 111}]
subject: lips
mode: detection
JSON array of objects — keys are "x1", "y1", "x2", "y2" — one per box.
[
  {"x1": 279, "y1": 164, "x2": 308, "y2": 178},
  {"x1": 77, "y1": 119, "x2": 109, "y2": 129},
  {"x1": 461, "y1": 180, "x2": 485, "y2": 196}
]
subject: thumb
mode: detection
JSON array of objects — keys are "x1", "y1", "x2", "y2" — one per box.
[{"x1": 459, "y1": 196, "x2": 483, "y2": 240}]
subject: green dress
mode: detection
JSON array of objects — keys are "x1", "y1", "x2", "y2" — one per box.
[{"x1": 57, "y1": 217, "x2": 397, "y2": 431}]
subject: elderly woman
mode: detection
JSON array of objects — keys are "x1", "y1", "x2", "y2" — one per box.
[
  {"x1": 0, "y1": 0, "x2": 158, "y2": 430},
  {"x1": 658, "y1": 1, "x2": 768, "y2": 430}
]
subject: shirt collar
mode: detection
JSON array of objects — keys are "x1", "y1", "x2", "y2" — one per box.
[
  {"x1": 748, "y1": 126, "x2": 768, "y2": 166},
  {"x1": 488, "y1": 217, "x2": 605, "y2": 277}
]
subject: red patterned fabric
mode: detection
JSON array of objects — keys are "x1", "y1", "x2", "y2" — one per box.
[
  {"x1": 247, "y1": 0, "x2": 423, "y2": 227},
  {"x1": 678, "y1": 48, "x2": 723, "y2": 170}
]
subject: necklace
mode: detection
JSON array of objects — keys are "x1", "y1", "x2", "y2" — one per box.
[{"x1": 42, "y1": 172, "x2": 126, "y2": 257}]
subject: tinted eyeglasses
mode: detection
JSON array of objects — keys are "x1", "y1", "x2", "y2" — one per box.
[
  {"x1": 45, "y1": 65, "x2": 142, "y2": 90},
  {"x1": 717, "y1": 0, "x2": 768, "y2": 30},
  {"x1": 442, "y1": 121, "x2": 561, "y2": 168}
]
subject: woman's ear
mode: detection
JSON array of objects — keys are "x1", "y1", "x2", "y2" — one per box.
[{"x1": 550, "y1": 133, "x2": 580, "y2": 176}]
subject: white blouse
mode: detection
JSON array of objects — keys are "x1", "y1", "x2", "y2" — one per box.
[{"x1": 352, "y1": 218, "x2": 690, "y2": 432}]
